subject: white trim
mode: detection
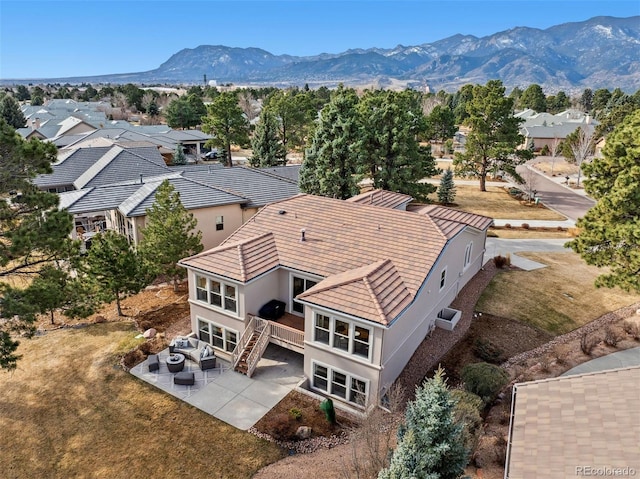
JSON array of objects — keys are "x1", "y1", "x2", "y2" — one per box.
[
  {"x1": 289, "y1": 272, "x2": 320, "y2": 316},
  {"x1": 196, "y1": 316, "x2": 238, "y2": 354},
  {"x1": 311, "y1": 311, "x2": 373, "y2": 362},
  {"x1": 192, "y1": 274, "x2": 241, "y2": 319},
  {"x1": 463, "y1": 241, "x2": 473, "y2": 271},
  {"x1": 439, "y1": 266, "x2": 447, "y2": 292},
  {"x1": 310, "y1": 360, "x2": 369, "y2": 408}
]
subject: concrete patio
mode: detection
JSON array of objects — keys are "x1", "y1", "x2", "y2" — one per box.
[{"x1": 130, "y1": 343, "x2": 304, "y2": 430}]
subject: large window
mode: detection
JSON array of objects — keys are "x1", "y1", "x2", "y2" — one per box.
[
  {"x1": 292, "y1": 276, "x2": 317, "y2": 314},
  {"x1": 312, "y1": 362, "x2": 368, "y2": 407},
  {"x1": 313, "y1": 313, "x2": 371, "y2": 360},
  {"x1": 197, "y1": 318, "x2": 238, "y2": 353},
  {"x1": 195, "y1": 275, "x2": 238, "y2": 314}
]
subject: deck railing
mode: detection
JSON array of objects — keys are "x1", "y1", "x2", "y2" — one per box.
[
  {"x1": 245, "y1": 318, "x2": 270, "y2": 378},
  {"x1": 269, "y1": 321, "x2": 305, "y2": 352},
  {"x1": 232, "y1": 315, "x2": 257, "y2": 368}
]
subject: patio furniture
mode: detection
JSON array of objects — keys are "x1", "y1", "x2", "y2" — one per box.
[
  {"x1": 166, "y1": 353, "x2": 185, "y2": 373},
  {"x1": 174, "y1": 371, "x2": 195, "y2": 386},
  {"x1": 169, "y1": 336, "x2": 217, "y2": 370},
  {"x1": 148, "y1": 354, "x2": 159, "y2": 372}
]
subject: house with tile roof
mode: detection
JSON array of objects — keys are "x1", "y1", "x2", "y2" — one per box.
[
  {"x1": 178, "y1": 193, "x2": 492, "y2": 409},
  {"x1": 515, "y1": 108, "x2": 599, "y2": 152},
  {"x1": 505, "y1": 366, "x2": 640, "y2": 478}
]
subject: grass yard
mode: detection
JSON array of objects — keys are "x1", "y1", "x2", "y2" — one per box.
[
  {"x1": 488, "y1": 228, "x2": 573, "y2": 239},
  {"x1": 452, "y1": 185, "x2": 566, "y2": 220},
  {"x1": 0, "y1": 322, "x2": 284, "y2": 479},
  {"x1": 476, "y1": 252, "x2": 640, "y2": 334}
]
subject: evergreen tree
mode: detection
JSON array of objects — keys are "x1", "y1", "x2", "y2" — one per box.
[
  {"x1": 379, "y1": 368, "x2": 468, "y2": 479},
  {"x1": 139, "y1": 180, "x2": 203, "y2": 292},
  {"x1": 172, "y1": 144, "x2": 187, "y2": 165},
  {"x1": 249, "y1": 109, "x2": 286, "y2": 167},
  {"x1": 0, "y1": 120, "x2": 80, "y2": 369},
  {"x1": 202, "y1": 92, "x2": 250, "y2": 167},
  {"x1": 567, "y1": 110, "x2": 640, "y2": 293},
  {"x1": 15, "y1": 85, "x2": 31, "y2": 101},
  {"x1": 83, "y1": 230, "x2": 149, "y2": 316},
  {"x1": 454, "y1": 80, "x2": 531, "y2": 191},
  {"x1": 0, "y1": 95, "x2": 26, "y2": 129},
  {"x1": 438, "y1": 169, "x2": 457, "y2": 205},
  {"x1": 519, "y1": 84, "x2": 547, "y2": 112},
  {"x1": 426, "y1": 104, "x2": 457, "y2": 150},
  {"x1": 299, "y1": 86, "x2": 360, "y2": 199},
  {"x1": 165, "y1": 94, "x2": 206, "y2": 129},
  {"x1": 357, "y1": 89, "x2": 438, "y2": 201},
  {"x1": 263, "y1": 89, "x2": 315, "y2": 159},
  {"x1": 581, "y1": 88, "x2": 593, "y2": 113}
]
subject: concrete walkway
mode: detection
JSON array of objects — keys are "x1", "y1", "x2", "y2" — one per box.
[
  {"x1": 130, "y1": 343, "x2": 304, "y2": 430},
  {"x1": 561, "y1": 347, "x2": 640, "y2": 377},
  {"x1": 484, "y1": 238, "x2": 569, "y2": 271}
]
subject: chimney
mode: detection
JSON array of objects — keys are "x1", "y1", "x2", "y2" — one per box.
[{"x1": 300, "y1": 228, "x2": 306, "y2": 242}]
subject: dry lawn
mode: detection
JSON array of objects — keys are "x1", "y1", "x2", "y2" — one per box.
[
  {"x1": 452, "y1": 185, "x2": 566, "y2": 220},
  {"x1": 533, "y1": 159, "x2": 579, "y2": 177},
  {"x1": 488, "y1": 228, "x2": 572, "y2": 239},
  {"x1": 0, "y1": 322, "x2": 284, "y2": 479},
  {"x1": 476, "y1": 252, "x2": 640, "y2": 334}
]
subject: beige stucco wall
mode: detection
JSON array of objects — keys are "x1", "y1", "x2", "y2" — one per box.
[{"x1": 379, "y1": 227, "x2": 486, "y2": 392}]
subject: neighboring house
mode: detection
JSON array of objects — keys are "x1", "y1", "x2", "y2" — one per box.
[
  {"x1": 178, "y1": 193, "x2": 492, "y2": 410},
  {"x1": 33, "y1": 145, "x2": 171, "y2": 193},
  {"x1": 515, "y1": 108, "x2": 599, "y2": 152},
  {"x1": 59, "y1": 174, "x2": 249, "y2": 250},
  {"x1": 505, "y1": 366, "x2": 640, "y2": 478},
  {"x1": 346, "y1": 189, "x2": 413, "y2": 210}
]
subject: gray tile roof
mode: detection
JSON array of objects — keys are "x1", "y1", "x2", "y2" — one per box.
[
  {"x1": 34, "y1": 146, "x2": 113, "y2": 188},
  {"x1": 179, "y1": 165, "x2": 301, "y2": 208},
  {"x1": 257, "y1": 165, "x2": 301, "y2": 183},
  {"x1": 61, "y1": 175, "x2": 246, "y2": 217}
]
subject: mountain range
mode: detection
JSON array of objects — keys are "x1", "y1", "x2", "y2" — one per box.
[{"x1": 6, "y1": 16, "x2": 640, "y2": 92}]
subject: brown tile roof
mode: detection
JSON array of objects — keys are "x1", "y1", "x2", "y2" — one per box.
[
  {"x1": 180, "y1": 194, "x2": 490, "y2": 324},
  {"x1": 346, "y1": 189, "x2": 413, "y2": 209},
  {"x1": 297, "y1": 259, "x2": 413, "y2": 324},
  {"x1": 506, "y1": 366, "x2": 640, "y2": 478},
  {"x1": 409, "y1": 204, "x2": 493, "y2": 238}
]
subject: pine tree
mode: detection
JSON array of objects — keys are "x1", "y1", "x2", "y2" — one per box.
[
  {"x1": 139, "y1": 180, "x2": 203, "y2": 291},
  {"x1": 249, "y1": 109, "x2": 286, "y2": 167},
  {"x1": 0, "y1": 120, "x2": 80, "y2": 370},
  {"x1": 83, "y1": 230, "x2": 149, "y2": 316},
  {"x1": 202, "y1": 92, "x2": 250, "y2": 167},
  {"x1": 172, "y1": 144, "x2": 187, "y2": 165},
  {"x1": 299, "y1": 86, "x2": 361, "y2": 199},
  {"x1": 438, "y1": 169, "x2": 457, "y2": 205},
  {"x1": 0, "y1": 95, "x2": 26, "y2": 129},
  {"x1": 567, "y1": 110, "x2": 640, "y2": 292},
  {"x1": 379, "y1": 368, "x2": 469, "y2": 479},
  {"x1": 358, "y1": 89, "x2": 439, "y2": 201}
]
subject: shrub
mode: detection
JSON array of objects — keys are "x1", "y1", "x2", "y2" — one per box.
[
  {"x1": 553, "y1": 343, "x2": 572, "y2": 365},
  {"x1": 289, "y1": 407, "x2": 302, "y2": 421},
  {"x1": 604, "y1": 325, "x2": 622, "y2": 347},
  {"x1": 521, "y1": 223, "x2": 530, "y2": 229},
  {"x1": 580, "y1": 333, "x2": 599, "y2": 356},
  {"x1": 504, "y1": 223, "x2": 512, "y2": 229},
  {"x1": 623, "y1": 320, "x2": 640, "y2": 340},
  {"x1": 319, "y1": 398, "x2": 336, "y2": 424},
  {"x1": 493, "y1": 255, "x2": 507, "y2": 268},
  {"x1": 451, "y1": 389, "x2": 484, "y2": 451},
  {"x1": 461, "y1": 362, "x2": 509, "y2": 405},
  {"x1": 473, "y1": 338, "x2": 506, "y2": 364}
]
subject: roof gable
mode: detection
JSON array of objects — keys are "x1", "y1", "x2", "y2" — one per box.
[{"x1": 346, "y1": 189, "x2": 413, "y2": 209}]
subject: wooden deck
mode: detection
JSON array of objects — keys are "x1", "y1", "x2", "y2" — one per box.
[{"x1": 272, "y1": 312, "x2": 304, "y2": 332}]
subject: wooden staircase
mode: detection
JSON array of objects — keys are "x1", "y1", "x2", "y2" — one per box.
[{"x1": 234, "y1": 330, "x2": 261, "y2": 375}]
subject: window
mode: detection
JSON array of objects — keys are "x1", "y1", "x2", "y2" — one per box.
[
  {"x1": 196, "y1": 275, "x2": 207, "y2": 301},
  {"x1": 314, "y1": 314, "x2": 330, "y2": 344},
  {"x1": 224, "y1": 284, "x2": 237, "y2": 312},
  {"x1": 331, "y1": 371, "x2": 347, "y2": 399},
  {"x1": 311, "y1": 362, "x2": 368, "y2": 407},
  {"x1": 198, "y1": 319, "x2": 211, "y2": 343},
  {"x1": 354, "y1": 326, "x2": 370, "y2": 358},
  {"x1": 313, "y1": 364, "x2": 328, "y2": 391},
  {"x1": 313, "y1": 313, "x2": 372, "y2": 360},
  {"x1": 333, "y1": 320, "x2": 350, "y2": 351},
  {"x1": 195, "y1": 276, "x2": 238, "y2": 314},
  {"x1": 440, "y1": 268, "x2": 447, "y2": 290},
  {"x1": 196, "y1": 318, "x2": 239, "y2": 353},
  {"x1": 209, "y1": 280, "x2": 222, "y2": 307},
  {"x1": 464, "y1": 242, "x2": 473, "y2": 268},
  {"x1": 216, "y1": 215, "x2": 224, "y2": 231},
  {"x1": 292, "y1": 276, "x2": 317, "y2": 314},
  {"x1": 350, "y1": 378, "x2": 367, "y2": 406}
]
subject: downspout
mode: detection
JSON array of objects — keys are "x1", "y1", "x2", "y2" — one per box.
[{"x1": 503, "y1": 384, "x2": 518, "y2": 479}]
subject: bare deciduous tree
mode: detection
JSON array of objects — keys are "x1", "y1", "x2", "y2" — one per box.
[
  {"x1": 564, "y1": 125, "x2": 595, "y2": 187},
  {"x1": 549, "y1": 136, "x2": 561, "y2": 176},
  {"x1": 238, "y1": 90, "x2": 259, "y2": 123}
]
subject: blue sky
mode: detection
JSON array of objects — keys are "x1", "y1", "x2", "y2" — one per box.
[{"x1": 1, "y1": 0, "x2": 638, "y2": 79}]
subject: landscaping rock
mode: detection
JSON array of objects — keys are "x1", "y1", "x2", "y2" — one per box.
[
  {"x1": 296, "y1": 426, "x2": 312, "y2": 439},
  {"x1": 94, "y1": 315, "x2": 107, "y2": 324},
  {"x1": 143, "y1": 328, "x2": 157, "y2": 339}
]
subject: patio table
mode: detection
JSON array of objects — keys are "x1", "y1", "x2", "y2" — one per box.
[{"x1": 166, "y1": 353, "x2": 185, "y2": 373}]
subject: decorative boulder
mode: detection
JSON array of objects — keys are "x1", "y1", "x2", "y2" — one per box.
[
  {"x1": 143, "y1": 328, "x2": 157, "y2": 339},
  {"x1": 295, "y1": 426, "x2": 312, "y2": 440},
  {"x1": 94, "y1": 315, "x2": 107, "y2": 324}
]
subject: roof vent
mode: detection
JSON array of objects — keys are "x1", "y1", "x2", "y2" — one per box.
[
  {"x1": 278, "y1": 210, "x2": 286, "y2": 215},
  {"x1": 300, "y1": 228, "x2": 306, "y2": 242}
]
